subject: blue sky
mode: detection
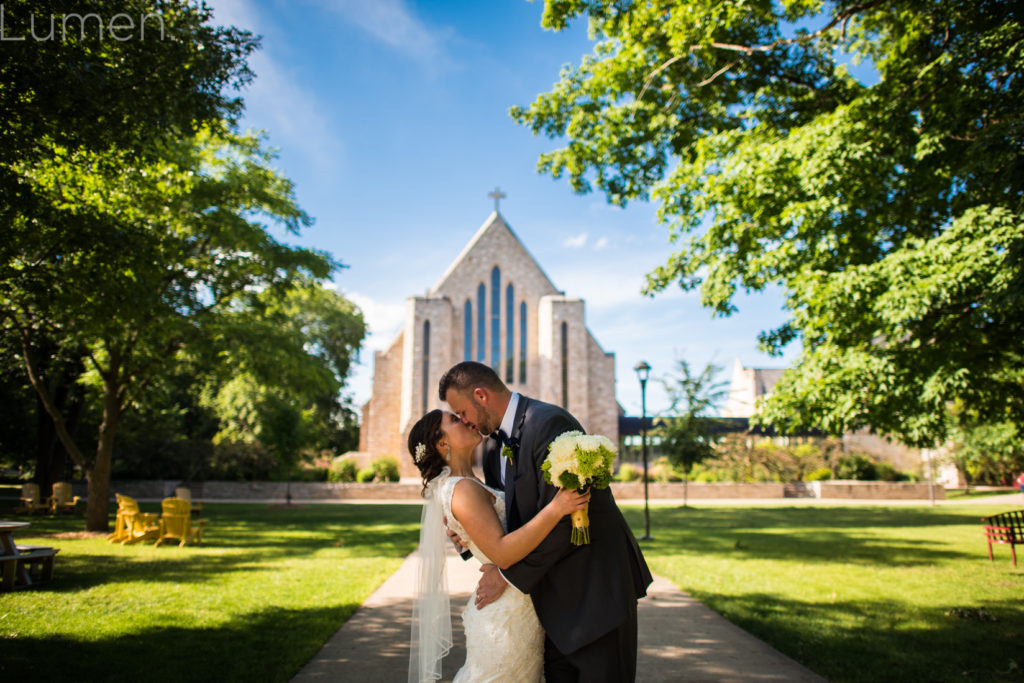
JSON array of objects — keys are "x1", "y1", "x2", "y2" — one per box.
[{"x1": 208, "y1": 0, "x2": 802, "y2": 417}]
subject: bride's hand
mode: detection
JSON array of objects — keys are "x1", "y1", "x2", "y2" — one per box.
[
  {"x1": 551, "y1": 487, "x2": 590, "y2": 517},
  {"x1": 443, "y1": 515, "x2": 467, "y2": 552}
]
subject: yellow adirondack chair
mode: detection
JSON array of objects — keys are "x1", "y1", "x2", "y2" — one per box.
[
  {"x1": 107, "y1": 493, "x2": 133, "y2": 543},
  {"x1": 16, "y1": 483, "x2": 49, "y2": 515},
  {"x1": 110, "y1": 494, "x2": 160, "y2": 545},
  {"x1": 155, "y1": 497, "x2": 206, "y2": 547},
  {"x1": 50, "y1": 482, "x2": 80, "y2": 514},
  {"x1": 174, "y1": 487, "x2": 202, "y2": 517}
]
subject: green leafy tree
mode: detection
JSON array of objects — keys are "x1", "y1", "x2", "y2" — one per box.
[
  {"x1": 1, "y1": 0, "x2": 258, "y2": 256},
  {"x1": 514, "y1": 0, "x2": 1024, "y2": 448},
  {"x1": 203, "y1": 279, "x2": 366, "y2": 473},
  {"x1": 1, "y1": 127, "x2": 334, "y2": 530},
  {"x1": 950, "y1": 418, "x2": 1024, "y2": 487},
  {"x1": 1, "y1": 1, "x2": 260, "y2": 528},
  {"x1": 658, "y1": 359, "x2": 728, "y2": 505}
]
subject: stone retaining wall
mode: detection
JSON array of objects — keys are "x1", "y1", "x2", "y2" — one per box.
[
  {"x1": 810, "y1": 481, "x2": 944, "y2": 500},
  {"x1": 611, "y1": 482, "x2": 787, "y2": 499},
  {"x1": 107, "y1": 480, "x2": 422, "y2": 501},
  {"x1": 106, "y1": 479, "x2": 944, "y2": 501}
]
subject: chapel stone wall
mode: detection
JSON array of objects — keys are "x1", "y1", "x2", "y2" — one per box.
[{"x1": 360, "y1": 212, "x2": 621, "y2": 475}]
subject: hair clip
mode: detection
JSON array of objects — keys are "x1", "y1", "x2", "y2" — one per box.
[{"x1": 414, "y1": 443, "x2": 427, "y2": 464}]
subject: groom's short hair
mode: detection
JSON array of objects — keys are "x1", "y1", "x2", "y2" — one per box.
[{"x1": 439, "y1": 361, "x2": 506, "y2": 401}]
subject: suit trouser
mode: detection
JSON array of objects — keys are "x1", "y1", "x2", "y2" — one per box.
[{"x1": 543, "y1": 599, "x2": 638, "y2": 683}]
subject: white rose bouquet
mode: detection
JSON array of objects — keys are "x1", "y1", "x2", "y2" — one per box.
[{"x1": 542, "y1": 431, "x2": 617, "y2": 545}]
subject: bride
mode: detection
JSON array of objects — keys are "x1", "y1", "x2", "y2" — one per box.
[{"x1": 407, "y1": 409, "x2": 589, "y2": 683}]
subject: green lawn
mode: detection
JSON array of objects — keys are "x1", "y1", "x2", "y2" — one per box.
[
  {"x1": 0, "y1": 502, "x2": 421, "y2": 682},
  {"x1": 944, "y1": 488, "x2": 1021, "y2": 502},
  {"x1": 623, "y1": 503, "x2": 1024, "y2": 682},
  {"x1": 2, "y1": 499, "x2": 1022, "y2": 682}
]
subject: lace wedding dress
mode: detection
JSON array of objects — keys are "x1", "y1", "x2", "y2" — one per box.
[{"x1": 441, "y1": 475, "x2": 545, "y2": 683}]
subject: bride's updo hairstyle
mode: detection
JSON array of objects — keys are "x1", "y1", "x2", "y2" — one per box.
[{"x1": 408, "y1": 409, "x2": 446, "y2": 493}]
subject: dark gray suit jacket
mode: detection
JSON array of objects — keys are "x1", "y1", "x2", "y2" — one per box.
[{"x1": 483, "y1": 396, "x2": 652, "y2": 655}]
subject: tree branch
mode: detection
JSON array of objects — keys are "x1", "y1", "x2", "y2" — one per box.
[
  {"x1": 695, "y1": 60, "x2": 739, "y2": 88},
  {"x1": 18, "y1": 330, "x2": 88, "y2": 469},
  {"x1": 636, "y1": 0, "x2": 887, "y2": 105}
]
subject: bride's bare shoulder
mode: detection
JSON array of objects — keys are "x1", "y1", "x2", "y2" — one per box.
[{"x1": 451, "y1": 478, "x2": 496, "y2": 521}]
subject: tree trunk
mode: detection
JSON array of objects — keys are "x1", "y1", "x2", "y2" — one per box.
[
  {"x1": 85, "y1": 381, "x2": 122, "y2": 531},
  {"x1": 35, "y1": 393, "x2": 65, "y2": 497},
  {"x1": 20, "y1": 337, "x2": 88, "y2": 474},
  {"x1": 34, "y1": 373, "x2": 85, "y2": 495}
]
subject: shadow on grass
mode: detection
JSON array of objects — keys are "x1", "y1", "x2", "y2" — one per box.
[
  {"x1": 0, "y1": 603, "x2": 361, "y2": 683},
  {"x1": 693, "y1": 590, "x2": 1024, "y2": 683},
  {"x1": 2, "y1": 502, "x2": 421, "y2": 588},
  {"x1": 623, "y1": 505, "x2": 996, "y2": 567},
  {"x1": 4, "y1": 502, "x2": 421, "y2": 548}
]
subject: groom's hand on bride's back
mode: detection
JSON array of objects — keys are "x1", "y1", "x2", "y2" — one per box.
[{"x1": 474, "y1": 564, "x2": 508, "y2": 610}]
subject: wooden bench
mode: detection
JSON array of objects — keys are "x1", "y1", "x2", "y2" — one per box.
[
  {"x1": 0, "y1": 545, "x2": 59, "y2": 591},
  {"x1": 982, "y1": 510, "x2": 1024, "y2": 567}
]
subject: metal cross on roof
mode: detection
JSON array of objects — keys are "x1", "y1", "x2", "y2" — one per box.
[{"x1": 488, "y1": 186, "x2": 506, "y2": 212}]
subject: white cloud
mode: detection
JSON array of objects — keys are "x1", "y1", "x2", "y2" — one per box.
[
  {"x1": 346, "y1": 291, "x2": 405, "y2": 352},
  {"x1": 594, "y1": 237, "x2": 609, "y2": 250},
  {"x1": 207, "y1": 0, "x2": 344, "y2": 176},
  {"x1": 205, "y1": 0, "x2": 255, "y2": 33},
  {"x1": 246, "y1": 56, "x2": 344, "y2": 175},
  {"x1": 344, "y1": 290, "x2": 406, "y2": 408},
  {"x1": 317, "y1": 0, "x2": 450, "y2": 64},
  {"x1": 551, "y1": 257, "x2": 691, "y2": 311},
  {"x1": 563, "y1": 233, "x2": 588, "y2": 248}
]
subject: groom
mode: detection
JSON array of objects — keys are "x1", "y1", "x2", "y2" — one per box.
[{"x1": 439, "y1": 361, "x2": 652, "y2": 682}]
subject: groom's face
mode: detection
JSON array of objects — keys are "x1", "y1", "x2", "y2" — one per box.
[{"x1": 446, "y1": 387, "x2": 500, "y2": 436}]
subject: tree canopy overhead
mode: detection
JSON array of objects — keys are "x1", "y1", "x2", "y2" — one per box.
[
  {"x1": 0, "y1": 2, "x2": 366, "y2": 529},
  {"x1": 0, "y1": 0, "x2": 257, "y2": 164},
  {"x1": 515, "y1": 0, "x2": 1024, "y2": 446}
]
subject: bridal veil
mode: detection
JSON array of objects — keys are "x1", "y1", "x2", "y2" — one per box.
[{"x1": 408, "y1": 467, "x2": 452, "y2": 683}]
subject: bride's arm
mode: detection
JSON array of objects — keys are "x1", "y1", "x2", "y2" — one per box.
[{"x1": 450, "y1": 479, "x2": 588, "y2": 570}]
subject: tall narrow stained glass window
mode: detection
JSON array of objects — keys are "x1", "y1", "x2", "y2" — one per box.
[
  {"x1": 477, "y1": 284, "x2": 486, "y2": 362},
  {"x1": 490, "y1": 267, "x2": 500, "y2": 370},
  {"x1": 422, "y1": 320, "x2": 430, "y2": 415},
  {"x1": 560, "y1": 321, "x2": 568, "y2": 409},
  {"x1": 519, "y1": 301, "x2": 527, "y2": 383},
  {"x1": 505, "y1": 284, "x2": 514, "y2": 382},
  {"x1": 463, "y1": 300, "x2": 472, "y2": 361}
]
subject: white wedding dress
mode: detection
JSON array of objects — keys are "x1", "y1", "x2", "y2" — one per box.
[{"x1": 440, "y1": 475, "x2": 545, "y2": 683}]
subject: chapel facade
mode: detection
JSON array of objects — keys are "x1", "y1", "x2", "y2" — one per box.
[{"x1": 359, "y1": 210, "x2": 619, "y2": 478}]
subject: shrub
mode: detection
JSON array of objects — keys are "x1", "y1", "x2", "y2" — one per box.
[
  {"x1": 650, "y1": 456, "x2": 682, "y2": 482},
  {"x1": 371, "y1": 456, "x2": 400, "y2": 482},
  {"x1": 205, "y1": 441, "x2": 277, "y2": 481},
  {"x1": 293, "y1": 465, "x2": 329, "y2": 482},
  {"x1": 874, "y1": 462, "x2": 902, "y2": 482},
  {"x1": 616, "y1": 463, "x2": 642, "y2": 482},
  {"x1": 836, "y1": 454, "x2": 877, "y2": 481},
  {"x1": 805, "y1": 467, "x2": 833, "y2": 482},
  {"x1": 356, "y1": 467, "x2": 376, "y2": 483},
  {"x1": 328, "y1": 458, "x2": 358, "y2": 483}
]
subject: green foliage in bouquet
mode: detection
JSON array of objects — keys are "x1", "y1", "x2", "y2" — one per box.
[{"x1": 542, "y1": 432, "x2": 618, "y2": 544}]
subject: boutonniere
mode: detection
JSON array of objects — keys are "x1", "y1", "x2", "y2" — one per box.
[{"x1": 501, "y1": 436, "x2": 519, "y2": 465}]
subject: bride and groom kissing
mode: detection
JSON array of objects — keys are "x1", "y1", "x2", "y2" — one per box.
[{"x1": 407, "y1": 361, "x2": 652, "y2": 682}]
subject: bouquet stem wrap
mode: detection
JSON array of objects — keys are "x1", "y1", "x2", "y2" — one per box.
[
  {"x1": 543, "y1": 432, "x2": 617, "y2": 546},
  {"x1": 570, "y1": 506, "x2": 590, "y2": 545}
]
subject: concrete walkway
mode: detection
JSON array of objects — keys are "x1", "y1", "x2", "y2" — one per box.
[{"x1": 292, "y1": 545, "x2": 826, "y2": 683}]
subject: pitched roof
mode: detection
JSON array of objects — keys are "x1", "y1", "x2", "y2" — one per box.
[
  {"x1": 750, "y1": 368, "x2": 785, "y2": 397},
  {"x1": 429, "y1": 211, "x2": 561, "y2": 296}
]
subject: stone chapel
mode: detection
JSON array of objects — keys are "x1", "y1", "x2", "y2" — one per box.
[{"x1": 358, "y1": 209, "x2": 620, "y2": 478}]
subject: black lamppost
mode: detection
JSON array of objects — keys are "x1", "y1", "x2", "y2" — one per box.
[{"x1": 634, "y1": 360, "x2": 652, "y2": 541}]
